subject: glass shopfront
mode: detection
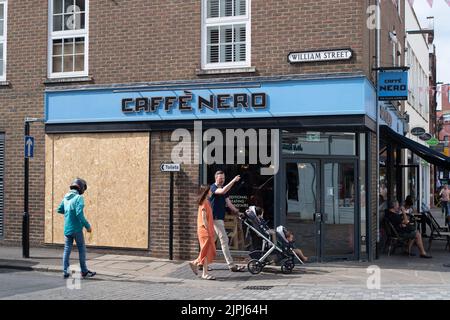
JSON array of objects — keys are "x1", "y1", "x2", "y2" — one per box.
[{"x1": 203, "y1": 130, "x2": 368, "y2": 261}]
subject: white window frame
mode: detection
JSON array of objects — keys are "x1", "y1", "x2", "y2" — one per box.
[
  {"x1": 48, "y1": 0, "x2": 89, "y2": 78},
  {"x1": 201, "y1": 0, "x2": 251, "y2": 70},
  {"x1": 0, "y1": 1, "x2": 7, "y2": 81}
]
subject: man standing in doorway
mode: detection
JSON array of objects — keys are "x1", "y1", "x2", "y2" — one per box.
[{"x1": 209, "y1": 171, "x2": 246, "y2": 272}]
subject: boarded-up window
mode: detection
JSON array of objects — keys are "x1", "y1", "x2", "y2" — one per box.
[
  {"x1": 45, "y1": 133, "x2": 149, "y2": 249},
  {"x1": 0, "y1": 133, "x2": 4, "y2": 238}
]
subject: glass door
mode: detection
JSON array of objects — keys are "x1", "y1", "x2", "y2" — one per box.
[
  {"x1": 282, "y1": 159, "x2": 357, "y2": 261},
  {"x1": 322, "y1": 161, "x2": 357, "y2": 260},
  {"x1": 283, "y1": 160, "x2": 320, "y2": 260}
]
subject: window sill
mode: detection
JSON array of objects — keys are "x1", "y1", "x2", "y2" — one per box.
[
  {"x1": 196, "y1": 66, "x2": 256, "y2": 76},
  {"x1": 0, "y1": 80, "x2": 11, "y2": 88},
  {"x1": 44, "y1": 76, "x2": 94, "y2": 85}
]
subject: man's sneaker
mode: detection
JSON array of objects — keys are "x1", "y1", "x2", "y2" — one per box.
[
  {"x1": 81, "y1": 270, "x2": 96, "y2": 278},
  {"x1": 63, "y1": 273, "x2": 70, "y2": 279}
]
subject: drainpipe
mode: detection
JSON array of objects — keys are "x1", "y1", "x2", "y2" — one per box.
[{"x1": 375, "y1": 0, "x2": 381, "y2": 260}]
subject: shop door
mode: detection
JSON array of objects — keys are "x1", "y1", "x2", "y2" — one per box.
[{"x1": 282, "y1": 159, "x2": 357, "y2": 261}]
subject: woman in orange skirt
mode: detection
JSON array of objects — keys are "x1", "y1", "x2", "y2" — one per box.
[{"x1": 189, "y1": 185, "x2": 216, "y2": 280}]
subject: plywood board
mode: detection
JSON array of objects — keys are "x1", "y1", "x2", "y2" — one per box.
[{"x1": 45, "y1": 133, "x2": 149, "y2": 249}]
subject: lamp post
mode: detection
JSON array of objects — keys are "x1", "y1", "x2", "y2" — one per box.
[{"x1": 23, "y1": 117, "x2": 44, "y2": 258}]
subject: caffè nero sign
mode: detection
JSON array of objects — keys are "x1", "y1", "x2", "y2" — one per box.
[
  {"x1": 288, "y1": 49, "x2": 353, "y2": 63},
  {"x1": 122, "y1": 92, "x2": 267, "y2": 113}
]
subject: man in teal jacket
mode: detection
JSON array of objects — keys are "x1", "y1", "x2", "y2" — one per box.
[{"x1": 57, "y1": 178, "x2": 96, "y2": 279}]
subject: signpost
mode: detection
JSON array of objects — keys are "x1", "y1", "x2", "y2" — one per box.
[
  {"x1": 160, "y1": 163, "x2": 181, "y2": 260},
  {"x1": 23, "y1": 117, "x2": 43, "y2": 259}
]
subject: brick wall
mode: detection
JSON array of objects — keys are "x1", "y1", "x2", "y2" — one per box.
[
  {"x1": 0, "y1": 0, "x2": 404, "y2": 250},
  {"x1": 0, "y1": 0, "x2": 48, "y2": 245},
  {"x1": 149, "y1": 131, "x2": 199, "y2": 260}
]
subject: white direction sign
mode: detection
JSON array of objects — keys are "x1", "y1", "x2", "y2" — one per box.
[
  {"x1": 160, "y1": 163, "x2": 181, "y2": 172},
  {"x1": 288, "y1": 49, "x2": 353, "y2": 63}
]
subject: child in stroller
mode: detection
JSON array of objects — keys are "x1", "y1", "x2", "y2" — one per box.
[{"x1": 241, "y1": 206, "x2": 306, "y2": 274}]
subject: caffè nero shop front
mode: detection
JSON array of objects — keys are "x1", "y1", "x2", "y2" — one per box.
[{"x1": 44, "y1": 74, "x2": 377, "y2": 261}]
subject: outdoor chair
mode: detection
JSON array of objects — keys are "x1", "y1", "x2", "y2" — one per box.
[
  {"x1": 424, "y1": 210, "x2": 450, "y2": 252},
  {"x1": 382, "y1": 218, "x2": 408, "y2": 256}
]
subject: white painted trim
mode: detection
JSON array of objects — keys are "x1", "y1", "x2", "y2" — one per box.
[
  {"x1": 48, "y1": 0, "x2": 88, "y2": 78},
  {"x1": 201, "y1": 0, "x2": 251, "y2": 70},
  {"x1": 0, "y1": 1, "x2": 7, "y2": 81}
]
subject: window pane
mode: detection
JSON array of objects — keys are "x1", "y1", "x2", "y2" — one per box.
[
  {"x1": 63, "y1": 14, "x2": 73, "y2": 30},
  {"x1": 222, "y1": 0, "x2": 233, "y2": 17},
  {"x1": 80, "y1": 13, "x2": 85, "y2": 29},
  {"x1": 64, "y1": 0, "x2": 74, "y2": 14},
  {"x1": 234, "y1": 24, "x2": 245, "y2": 42},
  {"x1": 74, "y1": 55, "x2": 84, "y2": 71},
  {"x1": 234, "y1": 43, "x2": 245, "y2": 62},
  {"x1": 221, "y1": 44, "x2": 233, "y2": 62},
  {"x1": 63, "y1": 38, "x2": 74, "y2": 55},
  {"x1": 207, "y1": 27, "x2": 219, "y2": 45},
  {"x1": 0, "y1": 43, "x2": 3, "y2": 58},
  {"x1": 75, "y1": 0, "x2": 85, "y2": 12},
  {"x1": 53, "y1": 15, "x2": 63, "y2": 31},
  {"x1": 207, "y1": 45, "x2": 219, "y2": 63},
  {"x1": 207, "y1": 0, "x2": 219, "y2": 18},
  {"x1": 63, "y1": 55, "x2": 74, "y2": 72},
  {"x1": 53, "y1": 56, "x2": 63, "y2": 73},
  {"x1": 0, "y1": 4, "x2": 4, "y2": 20},
  {"x1": 0, "y1": 20, "x2": 3, "y2": 37},
  {"x1": 53, "y1": 39, "x2": 63, "y2": 55},
  {"x1": 75, "y1": 38, "x2": 84, "y2": 54},
  {"x1": 235, "y1": 0, "x2": 246, "y2": 16},
  {"x1": 220, "y1": 25, "x2": 233, "y2": 43},
  {"x1": 0, "y1": 59, "x2": 3, "y2": 76},
  {"x1": 282, "y1": 132, "x2": 356, "y2": 156},
  {"x1": 53, "y1": 0, "x2": 63, "y2": 14}
]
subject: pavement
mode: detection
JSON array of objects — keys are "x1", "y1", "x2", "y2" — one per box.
[{"x1": 0, "y1": 209, "x2": 449, "y2": 299}]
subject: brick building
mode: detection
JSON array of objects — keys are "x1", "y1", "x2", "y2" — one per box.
[{"x1": 0, "y1": 0, "x2": 420, "y2": 262}]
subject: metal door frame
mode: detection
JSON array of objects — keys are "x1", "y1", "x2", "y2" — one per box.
[{"x1": 279, "y1": 156, "x2": 359, "y2": 262}]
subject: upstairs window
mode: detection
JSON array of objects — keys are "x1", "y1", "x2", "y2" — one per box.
[
  {"x1": 0, "y1": 1, "x2": 7, "y2": 81},
  {"x1": 202, "y1": 0, "x2": 251, "y2": 69},
  {"x1": 49, "y1": 0, "x2": 88, "y2": 77}
]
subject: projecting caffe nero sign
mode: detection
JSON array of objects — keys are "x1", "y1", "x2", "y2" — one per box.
[{"x1": 288, "y1": 49, "x2": 353, "y2": 63}]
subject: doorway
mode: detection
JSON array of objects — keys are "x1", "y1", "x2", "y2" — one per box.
[{"x1": 281, "y1": 159, "x2": 358, "y2": 261}]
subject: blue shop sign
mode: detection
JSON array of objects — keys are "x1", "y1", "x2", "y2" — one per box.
[
  {"x1": 45, "y1": 76, "x2": 377, "y2": 124},
  {"x1": 378, "y1": 71, "x2": 408, "y2": 101}
]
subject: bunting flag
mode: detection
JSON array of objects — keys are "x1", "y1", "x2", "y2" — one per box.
[
  {"x1": 407, "y1": 0, "x2": 414, "y2": 7},
  {"x1": 447, "y1": 0, "x2": 450, "y2": 8},
  {"x1": 427, "y1": 0, "x2": 433, "y2": 8}
]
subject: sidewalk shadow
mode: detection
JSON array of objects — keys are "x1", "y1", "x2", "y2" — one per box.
[{"x1": 0, "y1": 259, "x2": 39, "y2": 274}]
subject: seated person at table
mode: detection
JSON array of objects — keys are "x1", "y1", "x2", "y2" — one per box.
[
  {"x1": 402, "y1": 195, "x2": 431, "y2": 237},
  {"x1": 386, "y1": 201, "x2": 431, "y2": 258}
]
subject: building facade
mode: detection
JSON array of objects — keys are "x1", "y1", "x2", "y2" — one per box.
[
  {"x1": 0, "y1": 0, "x2": 412, "y2": 262},
  {"x1": 402, "y1": 1, "x2": 431, "y2": 209}
]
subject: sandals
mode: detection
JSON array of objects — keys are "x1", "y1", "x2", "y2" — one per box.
[
  {"x1": 201, "y1": 274, "x2": 216, "y2": 280},
  {"x1": 189, "y1": 262, "x2": 198, "y2": 275},
  {"x1": 229, "y1": 265, "x2": 246, "y2": 272}
]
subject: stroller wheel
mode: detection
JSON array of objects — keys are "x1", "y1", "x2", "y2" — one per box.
[
  {"x1": 281, "y1": 260, "x2": 294, "y2": 274},
  {"x1": 247, "y1": 259, "x2": 263, "y2": 275}
]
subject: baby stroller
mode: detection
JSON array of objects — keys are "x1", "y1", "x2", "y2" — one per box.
[{"x1": 240, "y1": 206, "x2": 304, "y2": 274}]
